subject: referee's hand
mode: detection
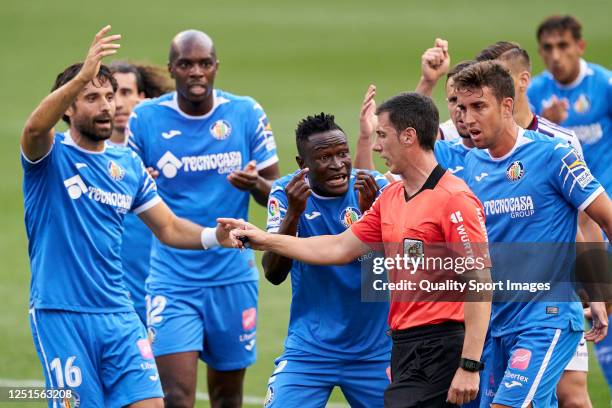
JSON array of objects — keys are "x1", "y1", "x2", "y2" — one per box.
[{"x1": 447, "y1": 368, "x2": 479, "y2": 405}]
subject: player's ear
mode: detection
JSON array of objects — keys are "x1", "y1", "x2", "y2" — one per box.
[
  {"x1": 167, "y1": 62, "x2": 175, "y2": 79},
  {"x1": 400, "y1": 128, "x2": 415, "y2": 146},
  {"x1": 65, "y1": 103, "x2": 75, "y2": 120},
  {"x1": 576, "y1": 39, "x2": 586, "y2": 55},
  {"x1": 296, "y1": 156, "x2": 305, "y2": 169},
  {"x1": 518, "y1": 71, "x2": 530, "y2": 92},
  {"x1": 502, "y1": 97, "x2": 514, "y2": 118}
]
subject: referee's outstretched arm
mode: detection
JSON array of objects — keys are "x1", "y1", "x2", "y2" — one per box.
[{"x1": 220, "y1": 218, "x2": 370, "y2": 266}]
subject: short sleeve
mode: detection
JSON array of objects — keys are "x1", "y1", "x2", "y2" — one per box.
[
  {"x1": 247, "y1": 100, "x2": 279, "y2": 171},
  {"x1": 266, "y1": 182, "x2": 289, "y2": 233},
  {"x1": 550, "y1": 142, "x2": 604, "y2": 211},
  {"x1": 131, "y1": 155, "x2": 161, "y2": 214},
  {"x1": 21, "y1": 136, "x2": 56, "y2": 173},
  {"x1": 351, "y1": 192, "x2": 383, "y2": 243},
  {"x1": 127, "y1": 111, "x2": 146, "y2": 160},
  {"x1": 372, "y1": 170, "x2": 390, "y2": 191},
  {"x1": 442, "y1": 192, "x2": 491, "y2": 267}
]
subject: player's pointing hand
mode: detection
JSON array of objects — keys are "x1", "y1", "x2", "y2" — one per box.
[
  {"x1": 286, "y1": 168, "x2": 311, "y2": 215},
  {"x1": 76, "y1": 25, "x2": 121, "y2": 85}
]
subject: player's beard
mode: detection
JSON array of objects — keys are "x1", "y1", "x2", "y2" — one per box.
[{"x1": 75, "y1": 114, "x2": 114, "y2": 142}]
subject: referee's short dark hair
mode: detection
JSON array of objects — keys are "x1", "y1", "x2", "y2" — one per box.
[{"x1": 376, "y1": 92, "x2": 439, "y2": 151}]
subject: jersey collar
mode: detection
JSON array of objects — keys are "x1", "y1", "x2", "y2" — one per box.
[
  {"x1": 159, "y1": 90, "x2": 230, "y2": 120},
  {"x1": 61, "y1": 130, "x2": 107, "y2": 154},
  {"x1": 404, "y1": 164, "x2": 445, "y2": 202},
  {"x1": 485, "y1": 127, "x2": 530, "y2": 161},
  {"x1": 555, "y1": 59, "x2": 589, "y2": 90}
]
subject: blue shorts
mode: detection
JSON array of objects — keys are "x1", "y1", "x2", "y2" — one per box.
[
  {"x1": 29, "y1": 308, "x2": 162, "y2": 408},
  {"x1": 480, "y1": 326, "x2": 581, "y2": 408},
  {"x1": 264, "y1": 357, "x2": 390, "y2": 408},
  {"x1": 594, "y1": 316, "x2": 612, "y2": 390},
  {"x1": 146, "y1": 280, "x2": 258, "y2": 371}
]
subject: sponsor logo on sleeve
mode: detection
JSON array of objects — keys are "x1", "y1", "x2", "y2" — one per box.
[
  {"x1": 560, "y1": 150, "x2": 594, "y2": 192},
  {"x1": 268, "y1": 198, "x2": 282, "y2": 225}
]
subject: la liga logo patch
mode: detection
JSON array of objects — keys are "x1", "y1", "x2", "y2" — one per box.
[
  {"x1": 108, "y1": 160, "x2": 125, "y2": 181},
  {"x1": 340, "y1": 207, "x2": 361, "y2": 228},
  {"x1": 506, "y1": 161, "x2": 524, "y2": 182},
  {"x1": 210, "y1": 120, "x2": 232, "y2": 140}
]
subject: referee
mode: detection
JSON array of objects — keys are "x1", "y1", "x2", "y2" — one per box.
[{"x1": 221, "y1": 93, "x2": 492, "y2": 407}]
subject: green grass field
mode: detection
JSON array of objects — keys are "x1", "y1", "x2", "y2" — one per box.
[{"x1": 1, "y1": 0, "x2": 611, "y2": 406}]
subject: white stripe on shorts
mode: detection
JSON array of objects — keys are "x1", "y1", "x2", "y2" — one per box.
[
  {"x1": 521, "y1": 328, "x2": 561, "y2": 408},
  {"x1": 29, "y1": 308, "x2": 58, "y2": 408}
]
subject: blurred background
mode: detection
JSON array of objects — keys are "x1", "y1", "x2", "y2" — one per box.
[{"x1": 1, "y1": 0, "x2": 610, "y2": 406}]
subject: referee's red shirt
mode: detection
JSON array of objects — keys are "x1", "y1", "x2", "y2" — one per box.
[{"x1": 351, "y1": 165, "x2": 490, "y2": 331}]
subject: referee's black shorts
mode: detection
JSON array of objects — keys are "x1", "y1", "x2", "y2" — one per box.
[{"x1": 384, "y1": 321, "x2": 464, "y2": 408}]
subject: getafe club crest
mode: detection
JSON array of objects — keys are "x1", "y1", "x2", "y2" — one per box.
[
  {"x1": 573, "y1": 94, "x2": 590, "y2": 114},
  {"x1": 340, "y1": 207, "x2": 361, "y2": 228},
  {"x1": 108, "y1": 160, "x2": 125, "y2": 181},
  {"x1": 210, "y1": 120, "x2": 232, "y2": 140},
  {"x1": 506, "y1": 161, "x2": 524, "y2": 182}
]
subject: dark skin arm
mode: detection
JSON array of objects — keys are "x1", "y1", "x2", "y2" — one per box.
[
  {"x1": 227, "y1": 160, "x2": 280, "y2": 206},
  {"x1": 262, "y1": 168, "x2": 310, "y2": 285}
]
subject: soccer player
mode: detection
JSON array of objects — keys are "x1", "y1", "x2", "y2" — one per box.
[
  {"x1": 475, "y1": 41, "x2": 596, "y2": 407},
  {"x1": 127, "y1": 30, "x2": 280, "y2": 407},
  {"x1": 528, "y1": 15, "x2": 611, "y2": 255},
  {"x1": 109, "y1": 60, "x2": 173, "y2": 324},
  {"x1": 21, "y1": 26, "x2": 234, "y2": 407},
  {"x1": 453, "y1": 60, "x2": 612, "y2": 408},
  {"x1": 222, "y1": 93, "x2": 492, "y2": 407},
  {"x1": 262, "y1": 113, "x2": 391, "y2": 407}
]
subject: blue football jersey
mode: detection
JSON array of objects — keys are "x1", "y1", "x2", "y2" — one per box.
[
  {"x1": 434, "y1": 138, "x2": 472, "y2": 177},
  {"x1": 22, "y1": 132, "x2": 160, "y2": 312},
  {"x1": 266, "y1": 169, "x2": 391, "y2": 361},
  {"x1": 529, "y1": 59, "x2": 612, "y2": 190},
  {"x1": 121, "y1": 213, "x2": 151, "y2": 318},
  {"x1": 463, "y1": 129, "x2": 603, "y2": 336},
  {"x1": 128, "y1": 90, "x2": 279, "y2": 286}
]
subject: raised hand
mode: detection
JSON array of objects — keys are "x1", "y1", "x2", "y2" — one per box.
[
  {"x1": 76, "y1": 25, "x2": 121, "y2": 85},
  {"x1": 541, "y1": 95, "x2": 569, "y2": 124},
  {"x1": 285, "y1": 168, "x2": 311, "y2": 216},
  {"x1": 359, "y1": 84, "x2": 378, "y2": 141},
  {"x1": 421, "y1": 38, "x2": 450, "y2": 84},
  {"x1": 227, "y1": 160, "x2": 259, "y2": 191},
  {"x1": 355, "y1": 171, "x2": 379, "y2": 213}
]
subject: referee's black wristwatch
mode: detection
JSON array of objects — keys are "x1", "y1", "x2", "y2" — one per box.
[{"x1": 459, "y1": 358, "x2": 484, "y2": 372}]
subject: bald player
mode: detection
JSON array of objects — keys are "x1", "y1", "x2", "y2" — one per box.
[{"x1": 128, "y1": 30, "x2": 280, "y2": 407}]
